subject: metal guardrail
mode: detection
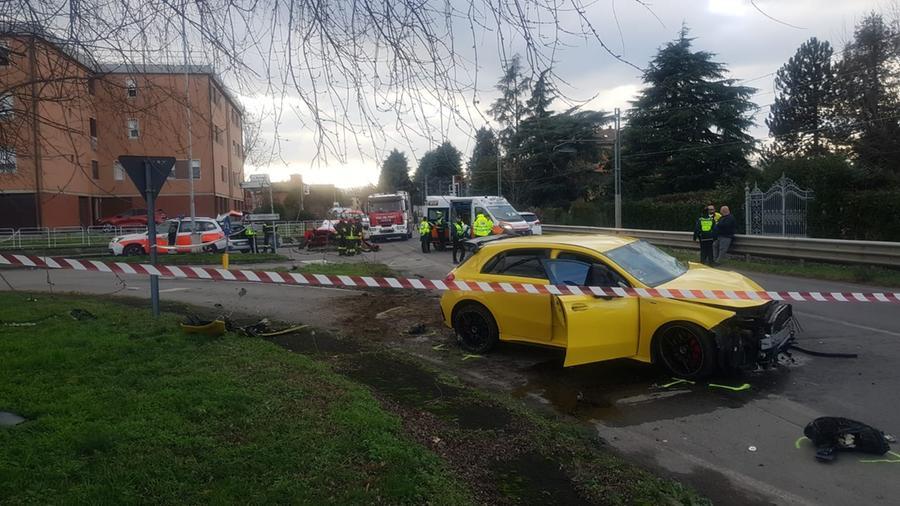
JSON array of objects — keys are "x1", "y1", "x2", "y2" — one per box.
[{"x1": 543, "y1": 225, "x2": 900, "y2": 268}]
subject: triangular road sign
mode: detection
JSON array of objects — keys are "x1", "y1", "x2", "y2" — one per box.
[{"x1": 118, "y1": 156, "x2": 176, "y2": 201}]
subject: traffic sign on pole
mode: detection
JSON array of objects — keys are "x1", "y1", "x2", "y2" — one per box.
[{"x1": 117, "y1": 156, "x2": 175, "y2": 317}]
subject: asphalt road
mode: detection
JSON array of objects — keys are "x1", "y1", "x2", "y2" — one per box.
[{"x1": 3, "y1": 238, "x2": 899, "y2": 505}]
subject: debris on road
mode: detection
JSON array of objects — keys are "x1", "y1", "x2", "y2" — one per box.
[
  {"x1": 375, "y1": 306, "x2": 406, "y2": 320},
  {"x1": 0, "y1": 411, "x2": 26, "y2": 427},
  {"x1": 748, "y1": 446, "x2": 757, "y2": 452},
  {"x1": 789, "y1": 342, "x2": 858, "y2": 359},
  {"x1": 708, "y1": 382, "x2": 751, "y2": 392},
  {"x1": 804, "y1": 416, "x2": 892, "y2": 463},
  {"x1": 432, "y1": 343, "x2": 447, "y2": 351},
  {"x1": 462, "y1": 354, "x2": 483, "y2": 361},
  {"x1": 407, "y1": 323, "x2": 427, "y2": 335},
  {"x1": 181, "y1": 317, "x2": 227, "y2": 337},
  {"x1": 659, "y1": 378, "x2": 696, "y2": 388}
]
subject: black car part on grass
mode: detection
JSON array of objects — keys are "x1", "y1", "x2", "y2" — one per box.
[{"x1": 804, "y1": 417, "x2": 892, "y2": 462}]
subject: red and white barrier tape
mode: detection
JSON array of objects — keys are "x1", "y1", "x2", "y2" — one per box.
[{"x1": 1, "y1": 253, "x2": 899, "y2": 303}]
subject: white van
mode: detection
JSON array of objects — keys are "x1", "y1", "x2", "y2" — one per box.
[{"x1": 423, "y1": 196, "x2": 530, "y2": 240}]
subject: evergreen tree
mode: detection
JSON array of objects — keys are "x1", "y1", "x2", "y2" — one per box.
[
  {"x1": 766, "y1": 37, "x2": 837, "y2": 157},
  {"x1": 526, "y1": 69, "x2": 555, "y2": 119},
  {"x1": 833, "y1": 13, "x2": 900, "y2": 174},
  {"x1": 622, "y1": 27, "x2": 756, "y2": 196},
  {"x1": 513, "y1": 108, "x2": 609, "y2": 208},
  {"x1": 487, "y1": 55, "x2": 531, "y2": 145},
  {"x1": 466, "y1": 127, "x2": 500, "y2": 195},
  {"x1": 413, "y1": 141, "x2": 463, "y2": 198},
  {"x1": 377, "y1": 149, "x2": 412, "y2": 193}
]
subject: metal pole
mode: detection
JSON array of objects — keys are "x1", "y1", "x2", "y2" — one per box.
[
  {"x1": 614, "y1": 107, "x2": 622, "y2": 229},
  {"x1": 145, "y1": 160, "x2": 160, "y2": 317},
  {"x1": 496, "y1": 136, "x2": 501, "y2": 197},
  {"x1": 744, "y1": 185, "x2": 751, "y2": 235},
  {"x1": 268, "y1": 182, "x2": 276, "y2": 251},
  {"x1": 781, "y1": 180, "x2": 786, "y2": 237},
  {"x1": 182, "y1": 2, "x2": 197, "y2": 249}
]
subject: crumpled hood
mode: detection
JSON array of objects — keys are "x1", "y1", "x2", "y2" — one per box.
[{"x1": 657, "y1": 263, "x2": 768, "y2": 309}]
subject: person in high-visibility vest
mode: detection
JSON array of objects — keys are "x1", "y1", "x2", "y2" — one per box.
[
  {"x1": 418, "y1": 217, "x2": 432, "y2": 253},
  {"x1": 243, "y1": 223, "x2": 258, "y2": 254},
  {"x1": 472, "y1": 213, "x2": 493, "y2": 237},
  {"x1": 693, "y1": 206, "x2": 718, "y2": 266},
  {"x1": 452, "y1": 216, "x2": 470, "y2": 264}
]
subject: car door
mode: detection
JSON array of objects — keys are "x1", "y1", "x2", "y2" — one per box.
[
  {"x1": 544, "y1": 255, "x2": 640, "y2": 367},
  {"x1": 175, "y1": 220, "x2": 194, "y2": 252},
  {"x1": 478, "y1": 248, "x2": 552, "y2": 343}
]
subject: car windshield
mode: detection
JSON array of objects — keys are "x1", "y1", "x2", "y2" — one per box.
[
  {"x1": 369, "y1": 200, "x2": 402, "y2": 212},
  {"x1": 487, "y1": 205, "x2": 524, "y2": 221},
  {"x1": 604, "y1": 240, "x2": 687, "y2": 287}
]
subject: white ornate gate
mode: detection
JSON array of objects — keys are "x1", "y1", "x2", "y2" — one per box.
[{"x1": 745, "y1": 175, "x2": 814, "y2": 237}]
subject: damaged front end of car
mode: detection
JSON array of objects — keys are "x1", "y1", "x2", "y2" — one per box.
[{"x1": 712, "y1": 301, "x2": 798, "y2": 372}]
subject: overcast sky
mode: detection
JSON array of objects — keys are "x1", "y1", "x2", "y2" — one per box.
[{"x1": 242, "y1": 0, "x2": 888, "y2": 188}]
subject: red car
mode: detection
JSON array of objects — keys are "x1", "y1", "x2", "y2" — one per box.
[{"x1": 97, "y1": 209, "x2": 167, "y2": 229}]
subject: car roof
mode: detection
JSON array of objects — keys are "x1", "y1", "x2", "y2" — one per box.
[{"x1": 477, "y1": 233, "x2": 637, "y2": 253}]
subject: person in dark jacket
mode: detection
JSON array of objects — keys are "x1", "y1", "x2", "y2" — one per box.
[
  {"x1": 715, "y1": 206, "x2": 736, "y2": 263},
  {"x1": 693, "y1": 205, "x2": 717, "y2": 266}
]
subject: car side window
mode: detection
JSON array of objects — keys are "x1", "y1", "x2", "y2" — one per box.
[
  {"x1": 556, "y1": 251, "x2": 630, "y2": 287},
  {"x1": 482, "y1": 249, "x2": 550, "y2": 279},
  {"x1": 198, "y1": 221, "x2": 217, "y2": 232},
  {"x1": 179, "y1": 221, "x2": 193, "y2": 233}
]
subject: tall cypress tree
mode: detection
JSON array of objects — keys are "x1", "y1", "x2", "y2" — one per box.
[
  {"x1": 833, "y1": 13, "x2": 900, "y2": 174},
  {"x1": 623, "y1": 27, "x2": 756, "y2": 196},
  {"x1": 377, "y1": 149, "x2": 412, "y2": 193},
  {"x1": 413, "y1": 142, "x2": 463, "y2": 197},
  {"x1": 767, "y1": 37, "x2": 837, "y2": 157},
  {"x1": 487, "y1": 55, "x2": 531, "y2": 146},
  {"x1": 526, "y1": 69, "x2": 555, "y2": 120},
  {"x1": 466, "y1": 127, "x2": 499, "y2": 195}
]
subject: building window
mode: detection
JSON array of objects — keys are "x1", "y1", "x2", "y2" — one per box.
[
  {"x1": 232, "y1": 141, "x2": 241, "y2": 157},
  {"x1": 0, "y1": 148, "x2": 15, "y2": 173},
  {"x1": 212, "y1": 88, "x2": 220, "y2": 105},
  {"x1": 231, "y1": 109, "x2": 240, "y2": 127},
  {"x1": 113, "y1": 161, "x2": 124, "y2": 180},
  {"x1": 0, "y1": 41, "x2": 9, "y2": 67},
  {"x1": 127, "y1": 118, "x2": 139, "y2": 139},
  {"x1": 0, "y1": 94, "x2": 12, "y2": 119},
  {"x1": 126, "y1": 78, "x2": 137, "y2": 97},
  {"x1": 171, "y1": 159, "x2": 201, "y2": 180},
  {"x1": 91, "y1": 160, "x2": 99, "y2": 179},
  {"x1": 221, "y1": 165, "x2": 227, "y2": 182},
  {"x1": 89, "y1": 117, "x2": 97, "y2": 137},
  {"x1": 87, "y1": 77, "x2": 95, "y2": 95},
  {"x1": 214, "y1": 126, "x2": 222, "y2": 144}
]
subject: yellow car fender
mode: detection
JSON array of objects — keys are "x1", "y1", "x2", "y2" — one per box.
[{"x1": 636, "y1": 297, "x2": 737, "y2": 362}]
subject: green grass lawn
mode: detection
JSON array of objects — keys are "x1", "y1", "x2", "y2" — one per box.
[
  {"x1": 0, "y1": 294, "x2": 469, "y2": 504},
  {"x1": 663, "y1": 247, "x2": 900, "y2": 287},
  {"x1": 101, "y1": 252, "x2": 290, "y2": 265}
]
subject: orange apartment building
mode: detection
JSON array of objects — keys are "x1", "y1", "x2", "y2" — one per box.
[{"x1": 0, "y1": 26, "x2": 245, "y2": 228}]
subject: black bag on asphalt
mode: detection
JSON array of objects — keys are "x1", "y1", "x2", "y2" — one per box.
[{"x1": 804, "y1": 416, "x2": 890, "y2": 462}]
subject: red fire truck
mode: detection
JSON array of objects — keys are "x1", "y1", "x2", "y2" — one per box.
[{"x1": 366, "y1": 191, "x2": 413, "y2": 241}]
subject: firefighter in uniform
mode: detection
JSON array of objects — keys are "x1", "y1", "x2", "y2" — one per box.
[
  {"x1": 433, "y1": 211, "x2": 447, "y2": 250},
  {"x1": 693, "y1": 206, "x2": 718, "y2": 266},
  {"x1": 334, "y1": 219, "x2": 348, "y2": 256},
  {"x1": 452, "y1": 216, "x2": 470, "y2": 264},
  {"x1": 472, "y1": 213, "x2": 493, "y2": 237},
  {"x1": 345, "y1": 218, "x2": 362, "y2": 256},
  {"x1": 418, "y1": 216, "x2": 432, "y2": 253},
  {"x1": 262, "y1": 222, "x2": 277, "y2": 252}
]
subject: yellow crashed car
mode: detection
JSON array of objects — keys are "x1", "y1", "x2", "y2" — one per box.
[{"x1": 440, "y1": 235, "x2": 796, "y2": 379}]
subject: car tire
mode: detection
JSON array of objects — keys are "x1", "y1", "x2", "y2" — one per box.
[
  {"x1": 203, "y1": 244, "x2": 218, "y2": 253},
  {"x1": 653, "y1": 323, "x2": 717, "y2": 380},
  {"x1": 453, "y1": 303, "x2": 499, "y2": 354},
  {"x1": 123, "y1": 244, "x2": 145, "y2": 256}
]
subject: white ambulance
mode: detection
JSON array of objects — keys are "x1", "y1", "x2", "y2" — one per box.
[{"x1": 423, "y1": 195, "x2": 530, "y2": 241}]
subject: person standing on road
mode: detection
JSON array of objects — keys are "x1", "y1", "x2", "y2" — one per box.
[
  {"x1": 452, "y1": 216, "x2": 470, "y2": 264},
  {"x1": 243, "y1": 223, "x2": 258, "y2": 254},
  {"x1": 334, "y1": 219, "x2": 348, "y2": 256},
  {"x1": 418, "y1": 216, "x2": 432, "y2": 253},
  {"x1": 693, "y1": 206, "x2": 717, "y2": 266},
  {"x1": 473, "y1": 212, "x2": 493, "y2": 237},
  {"x1": 715, "y1": 206, "x2": 736, "y2": 263},
  {"x1": 433, "y1": 211, "x2": 447, "y2": 250},
  {"x1": 707, "y1": 203, "x2": 722, "y2": 258}
]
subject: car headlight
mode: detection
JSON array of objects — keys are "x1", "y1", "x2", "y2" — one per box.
[{"x1": 501, "y1": 223, "x2": 513, "y2": 230}]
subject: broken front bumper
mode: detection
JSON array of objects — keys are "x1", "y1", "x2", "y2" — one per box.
[{"x1": 713, "y1": 302, "x2": 797, "y2": 372}]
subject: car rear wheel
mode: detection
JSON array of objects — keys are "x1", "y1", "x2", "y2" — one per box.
[
  {"x1": 123, "y1": 244, "x2": 145, "y2": 256},
  {"x1": 654, "y1": 323, "x2": 717, "y2": 380},
  {"x1": 453, "y1": 303, "x2": 499, "y2": 354},
  {"x1": 203, "y1": 244, "x2": 219, "y2": 253}
]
